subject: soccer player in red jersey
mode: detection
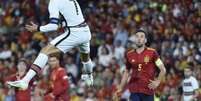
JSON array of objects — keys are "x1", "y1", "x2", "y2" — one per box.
[
  {"x1": 44, "y1": 54, "x2": 70, "y2": 101},
  {"x1": 4, "y1": 59, "x2": 32, "y2": 101},
  {"x1": 116, "y1": 30, "x2": 166, "y2": 101}
]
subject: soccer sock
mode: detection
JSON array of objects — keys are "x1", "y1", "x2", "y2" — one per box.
[
  {"x1": 82, "y1": 59, "x2": 93, "y2": 74},
  {"x1": 22, "y1": 53, "x2": 48, "y2": 83}
]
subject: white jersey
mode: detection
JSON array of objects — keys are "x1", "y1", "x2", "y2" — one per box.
[
  {"x1": 44, "y1": 0, "x2": 92, "y2": 54},
  {"x1": 182, "y1": 76, "x2": 199, "y2": 101},
  {"x1": 39, "y1": 0, "x2": 85, "y2": 32}
]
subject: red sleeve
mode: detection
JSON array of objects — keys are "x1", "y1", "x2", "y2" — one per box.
[
  {"x1": 52, "y1": 69, "x2": 68, "y2": 96},
  {"x1": 153, "y1": 50, "x2": 160, "y2": 62}
]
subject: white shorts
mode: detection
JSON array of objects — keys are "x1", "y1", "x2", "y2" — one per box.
[{"x1": 50, "y1": 26, "x2": 91, "y2": 53}]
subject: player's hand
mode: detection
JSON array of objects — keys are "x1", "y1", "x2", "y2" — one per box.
[
  {"x1": 25, "y1": 21, "x2": 38, "y2": 32},
  {"x1": 49, "y1": 93, "x2": 55, "y2": 99},
  {"x1": 148, "y1": 79, "x2": 160, "y2": 90},
  {"x1": 114, "y1": 86, "x2": 122, "y2": 99}
]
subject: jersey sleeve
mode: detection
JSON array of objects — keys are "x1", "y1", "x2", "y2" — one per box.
[
  {"x1": 153, "y1": 50, "x2": 160, "y2": 62},
  {"x1": 48, "y1": 0, "x2": 59, "y2": 19},
  {"x1": 192, "y1": 78, "x2": 199, "y2": 90},
  {"x1": 39, "y1": 0, "x2": 59, "y2": 32}
]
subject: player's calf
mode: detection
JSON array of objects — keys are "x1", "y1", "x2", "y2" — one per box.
[{"x1": 80, "y1": 53, "x2": 94, "y2": 86}]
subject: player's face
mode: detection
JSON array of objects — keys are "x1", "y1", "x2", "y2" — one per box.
[
  {"x1": 135, "y1": 32, "x2": 146, "y2": 48},
  {"x1": 184, "y1": 68, "x2": 192, "y2": 78},
  {"x1": 48, "y1": 57, "x2": 59, "y2": 68},
  {"x1": 17, "y1": 62, "x2": 26, "y2": 73}
]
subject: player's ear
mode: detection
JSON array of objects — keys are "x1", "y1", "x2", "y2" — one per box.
[{"x1": 145, "y1": 38, "x2": 147, "y2": 43}]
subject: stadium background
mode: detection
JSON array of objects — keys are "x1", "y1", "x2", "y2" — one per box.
[{"x1": 0, "y1": 0, "x2": 200, "y2": 101}]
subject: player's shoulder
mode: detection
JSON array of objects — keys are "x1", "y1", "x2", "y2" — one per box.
[
  {"x1": 126, "y1": 49, "x2": 135, "y2": 55},
  {"x1": 190, "y1": 76, "x2": 198, "y2": 81},
  {"x1": 146, "y1": 47, "x2": 156, "y2": 51},
  {"x1": 146, "y1": 47, "x2": 158, "y2": 53},
  {"x1": 57, "y1": 67, "x2": 65, "y2": 72}
]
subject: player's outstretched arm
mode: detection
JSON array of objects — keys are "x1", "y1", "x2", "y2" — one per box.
[
  {"x1": 115, "y1": 69, "x2": 129, "y2": 97},
  {"x1": 26, "y1": 0, "x2": 59, "y2": 33},
  {"x1": 25, "y1": 21, "x2": 59, "y2": 32}
]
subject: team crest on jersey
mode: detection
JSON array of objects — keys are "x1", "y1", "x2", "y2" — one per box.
[{"x1": 144, "y1": 56, "x2": 150, "y2": 64}]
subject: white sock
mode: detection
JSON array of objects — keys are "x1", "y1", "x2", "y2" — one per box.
[
  {"x1": 82, "y1": 59, "x2": 93, "y2": 74},
  {"x1": 22, "y1": 69, "x2": 36, "y2": 83},
  {"x1": 33, "y1": 53, "x2": 49, "y2": 68},
  {"x1": 22, "y1": 53, "x2": 48, "y2": 83}
]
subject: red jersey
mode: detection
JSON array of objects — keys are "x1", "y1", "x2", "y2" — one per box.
[
  {"x1": 4, "y1": 74, "x2": 32, "y2": 101},
  {"x1": 45, "y1": 67, "x2": 69, "y2": 101},
  {"x1": 126, "y1": 47, "x2": 159, "y2": 95}
]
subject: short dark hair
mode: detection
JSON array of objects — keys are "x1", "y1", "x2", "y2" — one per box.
[
  {"x1": 135, "y1": 29, "x2": 148, "y2": 39},
  {"x1": 49, "y1": 53, "x2": 61, "y2": 60},
  {"x1": 18, "y1": 58, "x2": 29, "y2": 71},
  {"x1": 185, "y1": 67, "x2": 193, "y2": 72},
  {"x1": 19, "y1": 58, "x2": 28, "y2": 65}
]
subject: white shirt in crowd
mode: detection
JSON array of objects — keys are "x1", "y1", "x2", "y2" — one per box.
[{"x1": 182, "y1": 76, "x2": 199, "y2": 101}]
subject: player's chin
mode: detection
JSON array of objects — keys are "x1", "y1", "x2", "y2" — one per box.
[{"x1": 136, "y1": 44, "x2": 143, "y2": 48}]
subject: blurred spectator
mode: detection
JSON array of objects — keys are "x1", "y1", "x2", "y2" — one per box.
[
  {"x1": 65, "y1": 55, "x2": 78, "y2": 79},
  {"x1": 113, "y1": 24, "x2": 128, "y2": 47},
  {"x1": 32, "y1": 86, "x2": 43, "y2": 101},
  {"x1": 182, "y1": 68, "x2": 199, "y2": 101},
  {"x1": 98, "y1": 44, "x2": 113, "y2": 68},
  {"x1": 113, "y1": 40, "x2": 125, "y2": 68},
  {"x1": 44, "y1": 55, "x2": 70, "y2": 101},
  {"x1": 0, "y1": 44, "x2": 12, "y2": 59},
  {"x1": 4, "y1": 59, "x2": 32, "y2": 101},
  {"x1": 4, "y1": 88, "x2": 15, "y2": 101},
  {"x1": 0, "y1": 86, "x2": 5, "y2": 101}
]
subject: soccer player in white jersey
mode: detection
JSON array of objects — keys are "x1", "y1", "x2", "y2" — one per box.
[
  {"x1": 182, "y1": 68, "x2": 199, "y2": 101},
  {"x1": 7, "y1": 0, "x2": 93, "y2": 89}
]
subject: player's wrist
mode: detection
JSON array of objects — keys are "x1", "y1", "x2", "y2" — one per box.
[
  {"x1": 118, "y1": 86, "x2": 122, "y2": 91},
  {"x1": 156, "y1": 78, "x2": 161, "y2": 82},
  {"x1": 155, "y1": 79, "x2": 161, "y2": 86},
  {"x1": 118, "y1": 84, "x2": 124, "y2": 90}
]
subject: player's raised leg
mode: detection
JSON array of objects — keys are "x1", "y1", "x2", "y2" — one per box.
[
  {"x1": 7, "y1": 44, "x2": 61, "y2": 89},
  {"x1": 80, "y1": 53, "x2": 93, "y2": 86},
  {"x1": 79, "y1": 42, "x2": 94, "y2": 86}
]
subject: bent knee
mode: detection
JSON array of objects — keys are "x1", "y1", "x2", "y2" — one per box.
[
  {"x1": 41, "y1": 44, "x2": 60, "y2": 55},
  {"x1": 80, "y1": 53, "x2": 90, "y2": 62}
]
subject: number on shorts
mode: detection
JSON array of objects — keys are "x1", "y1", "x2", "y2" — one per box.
[{"x1": 70, "y1": 0, "x2": 79, "y2": 15}]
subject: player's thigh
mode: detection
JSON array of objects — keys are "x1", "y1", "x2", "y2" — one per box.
[
  {"x1": 50, "y1": 32, "x2": 76, "y2": 53},
  {"x1": 130, "y1": 93, "x2": 141, "y2": 101},
  {"x1": 41, "y1": 44, "x2": 61, "y2": 55},
  {"x1": 50, "y1": 28, "x2": 91, "y2": 53},
  {"x1": 78, "y1": 41, "x2": 90, "y2": 54}
]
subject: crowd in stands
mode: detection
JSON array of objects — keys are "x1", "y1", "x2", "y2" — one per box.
[{"x1": 0, "y1": 0, "x2": 200, "y2": 101}]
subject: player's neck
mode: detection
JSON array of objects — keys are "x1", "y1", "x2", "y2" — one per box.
[
  {"x1": 136, "y1": 46, "x2": 145, "y2": 54},
  {"x1": 185, "y1": 75, "x2": 192, "y2": 79}
]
